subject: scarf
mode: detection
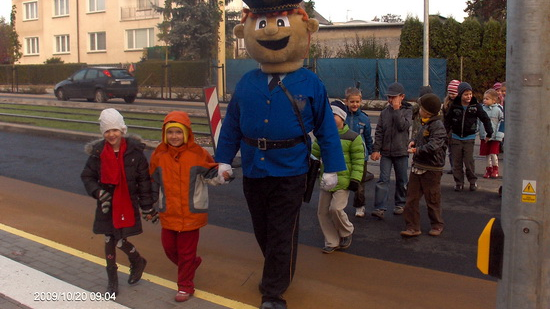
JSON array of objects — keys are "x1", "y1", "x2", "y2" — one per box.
[{"x1": 100, "y1": 138, "x2": 135, "y2": 228}]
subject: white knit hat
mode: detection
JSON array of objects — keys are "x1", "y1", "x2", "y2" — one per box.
[{"x1": 99, "y1": 108, "x2": 127, "y2": 134}]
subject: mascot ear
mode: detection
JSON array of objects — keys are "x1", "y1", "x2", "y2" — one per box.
[
  {"x1": 307, "y1": 18, "x2": 319, "y2": 33},
  {"x1": 234, "y1": 24, "x2": 245, "y2": 39}
]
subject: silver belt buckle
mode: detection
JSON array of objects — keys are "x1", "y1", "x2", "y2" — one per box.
[{"x1": 258, "y1": 138, "x2": 267, "y2": 150}]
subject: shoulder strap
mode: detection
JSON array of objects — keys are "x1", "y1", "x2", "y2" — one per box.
[{"x1": 278, "y1": 80, "x2": 310, "y2": 153}]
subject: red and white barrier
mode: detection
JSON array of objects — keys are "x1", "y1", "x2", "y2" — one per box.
[{"x1": 203, "y1": 86, "x2": 222, "y2": 151}]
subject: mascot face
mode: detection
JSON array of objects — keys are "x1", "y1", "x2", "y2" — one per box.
[{"x1": 235, "y1": 12, "x2": 319, "y2": 73}]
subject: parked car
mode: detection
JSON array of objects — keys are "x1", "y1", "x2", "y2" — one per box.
[{"x1": 54, "y1": 67, "x2": 138, "y2": 103}]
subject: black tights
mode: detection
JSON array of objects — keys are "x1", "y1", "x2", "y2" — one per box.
[{"x1": 104, "y1": 235, "x2": 139, "y2": 268}]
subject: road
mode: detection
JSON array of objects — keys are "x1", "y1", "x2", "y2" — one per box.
[{"x1": 0, "y1": 127, "x2": 502, "y2": 280}]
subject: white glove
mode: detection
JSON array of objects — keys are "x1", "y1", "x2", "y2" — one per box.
[
  {"x1": 217, "y1": 163, "x2": 233, "y2": 184},
  {"x1": 320, "y1": 172, "x2": 338, "y2": 191}
]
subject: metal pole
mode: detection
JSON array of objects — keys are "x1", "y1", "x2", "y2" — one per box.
[
  {"x1": 422, "y1": 0, "x2": 429, "y2": 86},
  {"x1": 497, "y1": 0, "x2": 550, "y2": 308},
  {"x1": 217, "y1": 0, "x2": 226, "y2": 101}
]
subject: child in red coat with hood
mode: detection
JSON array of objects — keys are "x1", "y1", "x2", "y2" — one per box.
[{"x1": 149, "y1": 111, "x2": 223, "y2": 302}]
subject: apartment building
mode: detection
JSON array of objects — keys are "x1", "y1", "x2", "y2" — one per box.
[{"x1": 13, "y1": 0, "x2": 163, "y2": 65}]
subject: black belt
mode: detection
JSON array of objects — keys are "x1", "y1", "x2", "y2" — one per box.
[{"x1": 242, "y1": 136, "x2": 304, "y2": 150}]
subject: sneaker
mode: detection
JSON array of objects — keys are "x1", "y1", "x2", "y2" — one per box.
[
  {"x1": 393, "y1": 206, "x2": 404, "y2": 215},
  {"x1": 322, "y1": 246, "x2": 338, "y2": 254},
  {"x1": 470, "y1": 183, "x2": 478, "y2": 191},
  {"x1": 355, "y1": 206, "x2": 366, "y2": 218},
  {"x1": 428, "y1": 228, "x2": 443, "y2": 236},
  {"x1": 400, "y1": 229, "x2": 422, "y2": 237},
  {"x1": 339, "y1": 235, "x2": 352, "y2": 249},
  {"x1": 454, "y1": 184, "x2": 463, "y2": 191},
  {"x1": 371, "y1": 209, "x2": 385, "y2": 219},
  {"x1": 175, "y1": 291, "x2": 190, "y2": 302}
]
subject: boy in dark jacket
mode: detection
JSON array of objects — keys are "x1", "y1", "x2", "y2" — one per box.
[
  {"x1": 444, "y1": 82, "x2": 493, "y2": 191},
  {"x1": 401, "y1": 94, "x2": 447, "y2": 237},
  {"x1": 370, "y1": 82, "x2": 413, "y2": 218}
]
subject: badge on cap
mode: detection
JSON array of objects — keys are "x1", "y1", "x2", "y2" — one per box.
[{"x1": 243, "y1": 0, "x2": 302, "y2": 14}]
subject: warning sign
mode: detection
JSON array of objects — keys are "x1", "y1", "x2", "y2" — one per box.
[{"x1": 522, "y1": 180, "x2": 537, "y2": 203}]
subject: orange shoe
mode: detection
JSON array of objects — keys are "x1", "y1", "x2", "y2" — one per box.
[{"x1": 400, "y1": 229, "x2": 421, "y2": 237}]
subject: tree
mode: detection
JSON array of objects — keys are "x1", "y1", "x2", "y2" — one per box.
[
  {"x1": 0, "y1": 18, "x2": 10, "y2": 64},
  {"x1": 381, "y1": 14, "x2": 403, "y2": 23},
  {"x1": 308, "y1": 40, "x2": 333, "y2": 59},
  {"x1": 465, "y1": 0, "x2": 506, "y2": 23},
  {"x1": 156, "y1": 0, "x2": 223, "y2": 61},
  {"x1": 398, "y1": 16, "x2": 423, "y2": 58},
  {"x1": 336, "y1": 35, "x2": 389, "y2": 59},
  {"x1": 304, "y1": 1, "x2": 315, "y2": 19}
]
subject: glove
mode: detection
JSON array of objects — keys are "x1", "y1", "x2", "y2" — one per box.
[
  {"x1": 98, "y1": 189, "x2": 112, "y2": 203},
  {"x1": 100, "y1": 200, "x2": 111, "y2": 214},
  {"x1": 217, "y1": 163, "x2": 234, "y2": 184},
  {"x1": 348, "y1": 180, "x2": 360, "y2": 192},
  {"x1": 320, "y1": 172, "x2": 338, "y2": 191},
  {"x1": 142, "y1": 207, "x2": 159, "y2": 224}
]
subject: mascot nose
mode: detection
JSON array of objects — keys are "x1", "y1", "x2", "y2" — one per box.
[{"x1": 264, "y1": 22, "x2": 279, "y2": 36}]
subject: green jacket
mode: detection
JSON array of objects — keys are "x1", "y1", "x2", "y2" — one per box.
[{"x1": 312, "y1": 125, "x2": 365, "y2": 192}]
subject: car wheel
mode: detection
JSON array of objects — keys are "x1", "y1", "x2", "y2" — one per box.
[
  {"x1": 86, "y1": 98, "x2": 94, "y2": 102},
  {"x1": 95, "y1": 89, "x2": 107, "y2": 103},
  {"x1": 56, "y1": 88, "x2": 68, "y2": 101},
  {"x1": 124, "y1": 95, "x2": 136, "y2": 103}
]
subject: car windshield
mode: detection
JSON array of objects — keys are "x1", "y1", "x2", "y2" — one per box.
[{"x1": 110, "y1": 69, "x2": 132, "y2": 78}]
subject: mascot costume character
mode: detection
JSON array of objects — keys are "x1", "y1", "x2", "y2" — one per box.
[{"x1": 215, "y1": 1, "x2": 346, "y2": 308}]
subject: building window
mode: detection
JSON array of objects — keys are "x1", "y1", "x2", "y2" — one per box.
[
  {"x1": 89, "y1": 32, "x2": 106, "y2": 51},
  {"x1": 23, "y1": 1, "x2": 38, "y2": 20},
  {"x1": 55, "y1": 35, "x2": 70, "y2": 53},
  {"x1": 137, "y1": 0, "x2": 158, "y2": 10},
  {"x1": 126, "y1": 28, "x2": 154, "y2": 50},
  {"x1": 25, "y1": 37, "x2": 39, "y2": 55},
  {"x1": 89, "y1": 0, "x2": 105, "y2": 12},
  {"x1": 54, "y1": 0, "x2": 69, "y2": 16}
]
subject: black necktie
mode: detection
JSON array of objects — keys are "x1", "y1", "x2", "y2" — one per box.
[{"x1": 269, "y1": 74, "x2": 280, "y2": 91}]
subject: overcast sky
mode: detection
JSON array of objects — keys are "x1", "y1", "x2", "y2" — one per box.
[{"x1": 0, "y1": 0, "x2": 469, "y2": 24}]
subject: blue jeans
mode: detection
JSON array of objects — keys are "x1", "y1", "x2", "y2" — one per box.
[{"x1": 374, "y1": 155, "x2": 409, "y2": 210}]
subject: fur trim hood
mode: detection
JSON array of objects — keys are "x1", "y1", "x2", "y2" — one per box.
[{"x1": 84, "y1": 133, "x2": 145, "y2": 156}]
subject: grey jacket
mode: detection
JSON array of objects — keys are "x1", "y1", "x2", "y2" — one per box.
[{"x1": 373, "y1": 102, "x2": 413, "y2": 157}]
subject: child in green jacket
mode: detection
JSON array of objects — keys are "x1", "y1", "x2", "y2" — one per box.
[{"x1": 313, "y1": 100, "x2": 365, "y2": 253}]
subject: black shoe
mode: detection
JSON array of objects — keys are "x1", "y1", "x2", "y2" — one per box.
[
  {"x1": 128, "y1": 256, "x2": 147, "y2": 284},
  {"x1": 260, "y1": 301, "x2": 287, "y2": 309},
  {"x1": 364, "y1": 171, "x2": 374, "y2": 182},
  {"x1": 470, "y1": 183, "x2": 478, "y2": 191},
  {"x1": 454, "y1": 184, "x2": 463, "y2": 191},
  {"x1": 321, "y1": 246, "x2": 338, "y2": 254},
  {"x1": 339, "y1": 235, "x2": 352, "y2": 249}
]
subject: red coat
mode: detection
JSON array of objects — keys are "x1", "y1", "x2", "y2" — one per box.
[{"x1": 149, "y1": 111, "x2": 218, "y2": 232}]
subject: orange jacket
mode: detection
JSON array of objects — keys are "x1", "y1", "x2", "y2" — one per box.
[{"x1": 149, "y1": 111, "x2": 218, "y2": 232}]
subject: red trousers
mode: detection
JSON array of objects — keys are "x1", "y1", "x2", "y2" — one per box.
[{"x1": 161, "y1": 228, "x2": 201, "y2": 293}]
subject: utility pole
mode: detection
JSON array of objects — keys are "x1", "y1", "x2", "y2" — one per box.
[
  {"x1": 497, "y1": 0, "x2": 550, "y2": 308},
  {"x1": 422, "y1": 0, "x2": 429, "y2": 86},
  {"x1": 217, "y1": 0, "x2": 226, "y2": 101}
]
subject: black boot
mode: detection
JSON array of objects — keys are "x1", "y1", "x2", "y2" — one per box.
[
  {"x1": 128, "y1": 256, "x2": 147, "y2": 284},
  {"x1": 106, "y1": 265, "x2": 118, "y2": 296}
]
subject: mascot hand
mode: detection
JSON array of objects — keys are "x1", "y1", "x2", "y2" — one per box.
[
  {"x1": 320, "y1": 172, "x2": 338, "y2": 191},
  {"x1": 217, "y1": 163, "x2": 234, "y2": 184}
]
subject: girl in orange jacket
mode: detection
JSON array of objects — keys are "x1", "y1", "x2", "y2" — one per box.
[{"x1": 149, "y1": 111, "x2": 221, "y2": 302}]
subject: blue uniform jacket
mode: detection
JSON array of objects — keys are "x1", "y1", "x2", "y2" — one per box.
[
  {"x1": 215, "y1": 68, "x2": 346, "y2": 178},
  {"x1": 346, "y1": 109, "x2": 373, "y2": 159}
]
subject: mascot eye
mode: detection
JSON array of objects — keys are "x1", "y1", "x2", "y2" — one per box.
[
  {"x1": 256, "y1": 17, "x2": 267, "y2": 30},
  {"x1": 276, "y1": 16, "x2": 290, "y2": 27}
]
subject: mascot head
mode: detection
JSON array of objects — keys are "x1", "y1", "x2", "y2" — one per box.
[{"x1": 235, "y1": 0, "x2": 320, "y2": 73}]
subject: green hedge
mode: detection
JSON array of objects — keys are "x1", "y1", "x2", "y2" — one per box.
[
  {"x1": 133, "y1": 60, "x2": 209, "y2": 87},
  {"x1": 0, "y1": 61, "x2": 209, "y2": 88},
  {"x1": 0, "y1": 63, "x2": 86, "y2": 85}
]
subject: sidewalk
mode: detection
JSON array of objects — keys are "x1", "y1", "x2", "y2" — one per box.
[{"x1": 0, "y1": 224, "x2": 244, "y2": 309}]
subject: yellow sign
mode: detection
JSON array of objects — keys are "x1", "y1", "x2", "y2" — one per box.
[
  {"x1": 523, "y1": 183, "x2": 535, "y2": 194},
  {"x1": 522, "y1": 180, "x2": 537, "y2": 203}
]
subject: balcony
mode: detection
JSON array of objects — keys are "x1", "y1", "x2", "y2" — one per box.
[{"x1": 121, "y1": 6, "x2": 161, "y2": 21}]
